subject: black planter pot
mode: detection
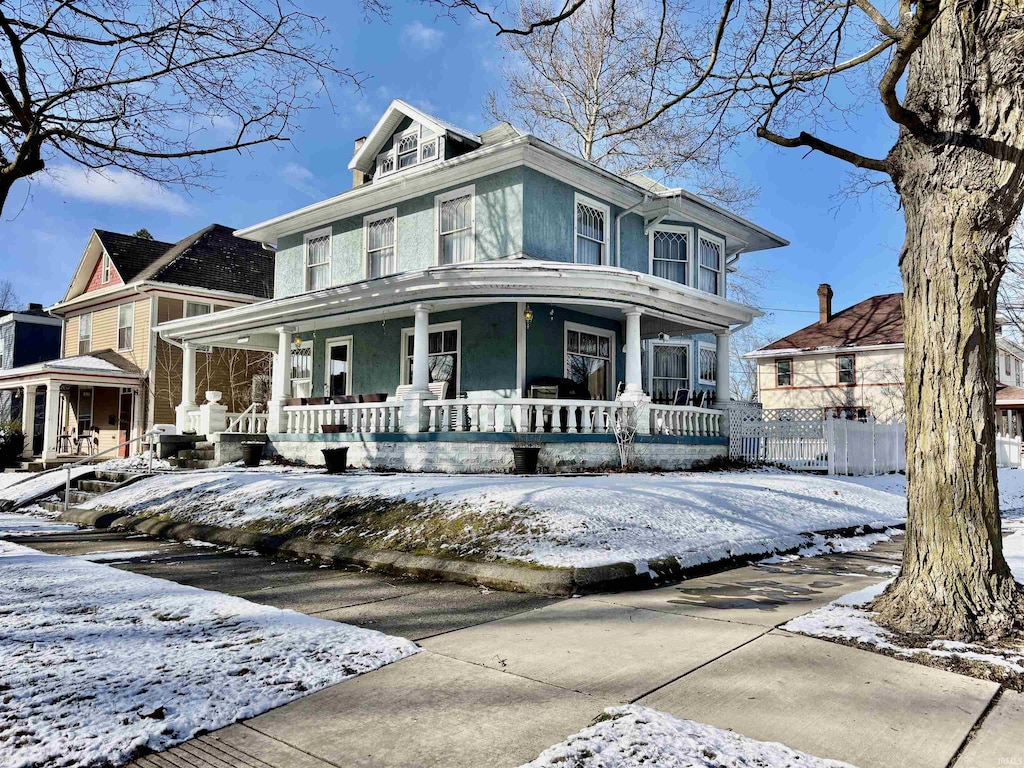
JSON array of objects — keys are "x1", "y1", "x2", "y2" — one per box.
[
  {"x1": 240, "y1": 442, "x2": 264, "y2": 468},
  {"x1": 512, "y1": 446, "x2": 540, "y2": 474},
  {"x1": 322, "y1": 447, "x2": 349, "y2": 474}
]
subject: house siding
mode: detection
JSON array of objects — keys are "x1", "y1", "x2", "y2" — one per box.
[
  {"x1": 63, "y1": 299, "x2": 152, "y2": 370},
  {"x1": 11, "y1": 322, "x2": 62, "y2": 368}
]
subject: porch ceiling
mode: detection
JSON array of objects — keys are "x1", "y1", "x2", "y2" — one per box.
[{"x1": 157, "y1": 261, "x2": 760, "y2": 349}]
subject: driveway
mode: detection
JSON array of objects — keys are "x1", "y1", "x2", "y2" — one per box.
[{"x1": 14, "y1": 528, "x2": 1022, "y2": 768}]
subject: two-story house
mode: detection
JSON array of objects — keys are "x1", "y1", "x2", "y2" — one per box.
[
  {"x1": 157, "y1": 100, "x2": 787, "y2": 472},
  {"x1": 0, "y1": 304, "x2": 63, "y2": 453},
  {"x1": 747, "y1": 284, "x2": 1024, "y2": 431},
  {"x1": 0, "y1": 225, "x2": 274, "y2": 466}
]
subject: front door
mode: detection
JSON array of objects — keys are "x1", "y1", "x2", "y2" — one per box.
[
  {"x1": 117, "y1": 388, "x2": 134, "y2": 457},
  {"x1": 326, "y1": 339, "x2": 352, "y2": 398}
]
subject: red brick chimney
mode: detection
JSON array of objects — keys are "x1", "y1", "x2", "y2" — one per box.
[{"x1": 817, "y1": 283, "x2": 833, "y2": 325}]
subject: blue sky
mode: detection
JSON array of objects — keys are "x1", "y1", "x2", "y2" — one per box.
[{"x1": 1, "y1": 1, "x2": 905, "y2": 339}]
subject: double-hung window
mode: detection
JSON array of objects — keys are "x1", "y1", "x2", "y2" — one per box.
[
  {"x1": 650, "y1": 226, "x2": 690, "y2": 284},
  {"x1": 117, "y1": 303, "x2": 134, "y2": 351},
  {"x1": 698, "y1": 343, "x2": 717, "y2": 384},
  {"x1": 291, "y1": 341, "x2": 313, "y2": 398},
  {"x1": 837, "y1": 354, "x2": 855, "y2": 385},
  {"x1": 403, "y1": 323, "x2": 460, "y2": 394},
  {"x1": 574, "y1": 194, "x2": 608, "y2": 265},
  {"x1": 565, "y1": 323, "x2": 614, "y2": 400},
  {"x1": 436, "y1": 186, "x2": 474, "y2": 265},
  {"x1": 365, "y1": 209, "x2": 397, "y2": 278},
  {"x1": 649, "y1": 342, "x2": 689, "y2": 403},
  {"x1": 776, "y1": 358, "x2": 793, "y2": 387},
  {"x1": 305, "y1": 228, "x2": 331, "y2": 291},
  {"x1": 78, "y1": 313, "x2": 92, "y2": 355},
  {"x1": 77, "y1": 387, "x2": 94, "y2": 433},
  {"x1": 698, "y1": 235, "x2": 724, "y2": 295},
  {"x1": 396, "y1": 132, "x2": 419, "y2": 170}
]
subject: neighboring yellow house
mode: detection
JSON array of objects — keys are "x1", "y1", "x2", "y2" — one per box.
[
  {"x1": 748, "y1": 284, "x2": 1024, "y2": 429},
  {"x1": 0, "y1": 225, "x2": 273, "y2": 465}
]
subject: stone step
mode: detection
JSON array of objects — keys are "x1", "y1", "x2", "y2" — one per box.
[
  {"x1": 194, "y1": 441, "x2": 215, "y2": 450},
  {"x1": 192, "y1": 460, "x2": 217, "y2": 470},
  {"x1": 65, "y1": 490, "x2": 97, "y2": 505},
  {"x1": 37, "y1": 500, "x2": 67, "y2": 515},
  {"x1": 94, "y1": 470, "x2": 136, "y2": 483},
  {"x1": 76, "y1": 479, "x2": 121, "y2": 494}
]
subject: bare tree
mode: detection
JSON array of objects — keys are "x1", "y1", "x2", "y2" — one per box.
[
  {"x1": 998, "y1": 220, "x2": 1024, "y2": 341},
  {"x1": 420, "y1": 0, "x2": 1024, "y2": 642},
  {"x1": 487, "y1": 0, "x2": 754, "y2": 207},
  {"x1": 0, "y1": 0, "x2": 358, "y2": 215},
  {"x1": 0, "y1": 278, "x2": 18, "y2": 310},
  {"x1": 729, "y1": 322, "x2": 776, "y2": 402}
]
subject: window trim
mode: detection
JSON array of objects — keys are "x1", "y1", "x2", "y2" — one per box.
[
  {"x1": 184, "y1": 300, "x2": 212, "y2": 317},
  {"x1": 573, "y1": 193, "x2": 611, "y2": 266},
  {"x1": 648, "y1": 224, "x2": 694, "y2": 286},
  {"x1": 304, "y1": 226, "x2": 333, "y2": 292},
  {"x1": 646, "y1": 338, "x2": 692, "y2": 400},
  {"x1": 434, "y1": 185, "x2": 476, "y2": 266},
  {"x1": 563, "y1": 321, "x2": 617, "y2": 400},
  {"x1": 697, "y1": 232, "x2": 726, "y2": 297},
  {"x1": 363, "y1": 208, "x2": 398, "y2": 279},
  {"x1": 400, "y1": 320, "x2": 462, "y2": 395},
  {"x1": 78, "y1": 312, "x2": 93, "y2": 355},
  {"x1": 775, "y1": 357, "x2": 793, "y2": 388},
  {"x1": 101, "y1": 253, "x2": 111, "y2": 284},
  {"x1": 117, "y1": 302, "x2": 135, "y2": 352},
  {"x1": 698, "y1": 341, "x2": 718, "y2": 385},
  {"x1": 324, "y1": 335, "x2": 354, "y2": 397},
  {"x1": 836, "y1": 353, "x2": 856, "y2": 386}
]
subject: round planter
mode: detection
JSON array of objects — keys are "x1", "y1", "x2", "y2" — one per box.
[
  {"x1": 240, "y1": 441, "x2": 264, "y2": 468},
  {"x1": 322, "y1": 446, "x2": 349, "y2": 474},
  {"x1": 205, "y1": 390, "x2": 223, "y2": 404},
  {"x1": 512, "y1": 446, "x2": 540, "y2": 474}
]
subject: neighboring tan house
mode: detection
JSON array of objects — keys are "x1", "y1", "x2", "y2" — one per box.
[
  {"x1": 155, "y1": 100, "x2": 788, "y2": 472},
  {"x1": 747, "y1": 284, "x2": 1024, "y2": 430},
  {"x1": 0, "y1": 225, "x2": 273, "y2": 465}
]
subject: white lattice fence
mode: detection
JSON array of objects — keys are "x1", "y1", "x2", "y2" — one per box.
[{"x1": 730, "y1": 404, "x2": 828, "y2": 469}]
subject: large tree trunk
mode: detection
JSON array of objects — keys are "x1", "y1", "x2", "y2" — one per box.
[{"x1": 870, "y1": 0, "x2": 1024, "y2": 641}]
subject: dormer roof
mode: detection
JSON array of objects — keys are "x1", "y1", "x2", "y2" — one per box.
[{"x1": 348, "y1": 99, "x2": 480, "y2": 174}]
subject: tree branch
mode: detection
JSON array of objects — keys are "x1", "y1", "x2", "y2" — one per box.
[{"x1": 757, "y1": 124, "x2": 891, "y2": 173}]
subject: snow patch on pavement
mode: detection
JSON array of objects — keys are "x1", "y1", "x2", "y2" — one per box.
[
  {"x1": 0, "y1": 540, "x2": 418, "y2": 768},
  {"x1": 75, "y1": 549, "x2": 166, "y2": 562},
  {"x1": 0, "y1": 511, "x2": 78, "y2": 537},
  {"x1": 522, "y1": 705, "x2": 856, "y2": 767}
]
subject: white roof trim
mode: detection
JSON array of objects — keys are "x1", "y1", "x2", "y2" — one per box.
[
  {"x1": 348, "y1": 99, "x2": 480, "y2": 173},
  {"x1": 744, "y1": 342, "x2": 905, "y2": 359}
]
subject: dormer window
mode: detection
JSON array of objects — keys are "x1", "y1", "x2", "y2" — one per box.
[
  {"x1": 374, "y1": 125, "x2": 442, "y2": 179},
  {"x1": 397, "y1": 133, "x2": 419, "y2": 169}
]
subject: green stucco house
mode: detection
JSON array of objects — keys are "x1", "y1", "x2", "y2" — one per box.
[{"x1": 158, "y1": 100, "x2": 787, "y2": 472}]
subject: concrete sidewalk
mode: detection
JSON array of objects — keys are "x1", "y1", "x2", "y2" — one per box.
[{"x1": 16, "y1": 529, "x2": 1023, "y2": 768}]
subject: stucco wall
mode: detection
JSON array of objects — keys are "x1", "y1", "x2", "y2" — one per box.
[{"x1": 756, "y1": 347, "x2": 906, "y2": 421}]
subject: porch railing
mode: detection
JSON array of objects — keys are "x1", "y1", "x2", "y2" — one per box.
[
  {"x1": 649, "y1": 403, "x2": 723, "y2": 437},
  {"x1": 284, "y1": 401, "x2": 403, "y2": 435},
  {"x1": 184, "y1": 408, "x2": 201, "y2": 433},
  {"x1": 224, "y1": 405, "x2": 269, "y2": 434},
  {"x1": 425, "y1": 397, "x2": 625, "y2": 434}
]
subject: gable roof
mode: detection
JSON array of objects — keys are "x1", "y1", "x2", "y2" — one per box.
[
  {"x1": 349, "y1": 99, "x2": 481, "y2": 173},
  {"x1": 93, "y1": 230, "x2": 173, "y2": 282},
  {"x1": 757, "y1": 293, "x2": 904, "y2": 353}
]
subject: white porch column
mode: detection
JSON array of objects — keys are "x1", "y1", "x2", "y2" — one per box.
[
  {"x1": 41, "y1": 383, "x2": 62, "y2": 462},
  {"x1": 175, "y1": 342, "x2": 198, "y2": 432},
  {"x1": 20, "y1": 384, "x2": 37, "y2": 459},
  {"x1": 267, "y1": 327, "x2": 294, "y2": 433},
  {"x1": 715, "y1": 331, "x2": 731, "y2": 407},
  {"x1": 620, "y1": 307, "x2": 650, "y2": 434},
  {"x1": 403, "y1": 304, "x2": 435, "y2": 434}
]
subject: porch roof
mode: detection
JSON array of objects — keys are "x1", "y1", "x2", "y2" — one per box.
[
  {"x1": 155, "y1": 259, "x2": 763, "y2": 349},
  {"x1": 0, "y1": 351, "x2": 144, "y2": 389}
]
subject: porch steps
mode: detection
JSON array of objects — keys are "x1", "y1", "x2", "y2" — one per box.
[
  {"x1": 35, "y1": 470, "x2": 142, "y2": 516},
  {"x1": 168, "y1": 441, "x2": 215, "y2": 470}
]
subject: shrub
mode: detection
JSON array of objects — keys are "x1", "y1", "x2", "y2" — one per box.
[{"x1": 0, "y1": 421, "x2": 25, "y2": 468}]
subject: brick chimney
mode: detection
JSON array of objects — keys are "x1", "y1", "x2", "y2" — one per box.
[
  {"x1": 817, "y1": 283, "x2": 833, "y2": 325},
  {"x1": 27, "y1": 302, "x2": 42, "y2": 311},
  {"x1": 352, "y1": 136, "x2": 368, "y2": 188}
]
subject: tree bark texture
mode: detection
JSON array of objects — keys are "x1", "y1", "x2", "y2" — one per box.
[{"x1": 871, "y1": 0, "x2": 1024, "y2": 640}]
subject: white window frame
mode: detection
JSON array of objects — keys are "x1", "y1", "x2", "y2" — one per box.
[
  {"x1": 364, "y1": 208, "x2": 398, "y2": 279},
  {"x1": 78, "y1": 312, "x2": 92, "y2": 355},
  {"x1": 435, "y1": 185, "x2": 475, "y2": 266},
  {"x1": 563, "y1": 321, "x2": 616, "y2": 400},
  {"x1": 290, "y1": 340, "x2": 313, "y2": 398},
  {"x1": 304, "y1": 226, "x2": 332, "y2": 292},
  {"x1": 646, "y1": 338, "x2": 692, "y2": 400},
  {"x1": 77, "y1": 386, "x2": 94, "y2": 433},
  {"x1": 400, "y1": 320, "x2": 462, "y2": 395},
  {"x1": 374, "y1": 124, "x2": 442, "y2": 178},
  {"x1": 324, "y1": 335, "x2": 354, "y2": 397},
  {"x1": 573, "y1": 193, "x2": 611, "y2": 266},
  {"x1": 101, "y1": 253, "x2": 111, "y2": 284},
  {"x1": 117, "y1": 302, "x2": 134, "y2": 351},
  {"x1": 648, "y1": 224, "x2": 694, "y2": 286},
  {"x1": 698, "y1": 341, "x2": 717, "y2": 385},
  {"x1": 185, "y1": 300, "x2": 212, "y2": 317},
  {"x1": 697, "y1": 232, "x2": 726, "y2": 297}
]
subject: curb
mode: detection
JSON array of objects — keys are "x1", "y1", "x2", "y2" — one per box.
[{"x1": 58, "y1": 507, "x2": 903, "y2": 597}]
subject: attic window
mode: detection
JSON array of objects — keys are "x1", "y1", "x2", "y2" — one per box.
[
  {"x1": 375, "y1": 127, "x2": 442, "y2": 178},
  {"x1": 101, "y1": 253, "x2": 111, "y2": 284}
]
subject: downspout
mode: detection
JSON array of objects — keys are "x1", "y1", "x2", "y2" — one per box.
[{"x1": 615, "y1": 194, "x2": 648, "y2": 267}]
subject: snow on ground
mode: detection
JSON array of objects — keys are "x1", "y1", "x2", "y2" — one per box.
[
  {"x1": 78, "y1": 467, "x2": 908, "y2": 569},
  {"x1": 0, "y1": 511, "x2": 78, "y2": 537},
  {"x1": 0, "y1": 540, "x2": 418, "y2": 768},
  {"x1": 782, "y1": 502, "x2": 1024, "y2": 679},
  {"x1": 522, "y1": 705, "x2": 855, "y2": 768},
  {"x1": 0, "y1": 472, "x2": 31, "y2": 491}
]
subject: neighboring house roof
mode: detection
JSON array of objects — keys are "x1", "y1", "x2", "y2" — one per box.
[
  {"x1": 757, "y1": 293, "x2": 904, "y2": 353},
  {"x1": 46, "y1": 350, "x2": 143, "y2": 375},
  {"x1": 93, "y1": 230, "x2": 174, "y2": 282},
  {"x1": 997, "y1": 384, "x2": 1024, "y2": 406}
]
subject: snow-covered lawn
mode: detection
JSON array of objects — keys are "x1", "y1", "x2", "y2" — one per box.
[
  {"x1": 79, "y1": 467, "x2": 908, "y2": 570},
  {"x1": 0, "y1": 510, "x2": 78, "y2": 537},
  {"x1": 523, "y1": 705, "x2": 855, "y2": 767},
  {"x1": 0, "y1": 540, "x2": 418, "y2": 768},
  {"x1": 782, "y1": 486, "x2": 1024, "y2": 687}
]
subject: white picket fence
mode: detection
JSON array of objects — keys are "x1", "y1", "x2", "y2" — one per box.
[
  {"x1": 826, "y1": 417, "x2": 906, "y2": 475},
  {"x1": 997, "y1": 434, "x2": 1023, "y2": 468}
]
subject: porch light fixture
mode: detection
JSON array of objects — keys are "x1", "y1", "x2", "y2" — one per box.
[
  {"x1": 523, "y1": 305, "x2": 534, "y2": 330},
  {"x1": 293, "y1": 336, "x2": 303, "y2": 347}
]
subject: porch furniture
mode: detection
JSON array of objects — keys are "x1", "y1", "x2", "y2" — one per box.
[
  {"x1": 673, "y1": 388, "x2": 691, "y2": 407},
  {"x1": 393, "y1": 382, "x2": 449, "y2": 400},
  {"x1": 55, "y1": 432, "x2": 75, "y2": 455}
]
